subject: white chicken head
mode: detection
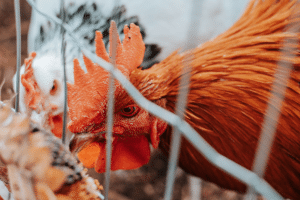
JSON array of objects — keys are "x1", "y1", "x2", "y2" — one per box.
[{"x1": 14, "y1": 52, "x2": 74, "y2": 138}]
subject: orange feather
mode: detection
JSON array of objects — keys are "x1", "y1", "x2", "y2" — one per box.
[{"x1": 129, "y1": 0, "x2": 300, "y2": 199}]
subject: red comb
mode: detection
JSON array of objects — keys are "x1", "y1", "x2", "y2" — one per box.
[{"x1": 68, "y1": 22, "x2": 145, "y2": 133}]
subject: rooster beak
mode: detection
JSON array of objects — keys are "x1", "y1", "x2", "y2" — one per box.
[{"x1": 69, "y1": 131, "x2": 105, "y2": 154}]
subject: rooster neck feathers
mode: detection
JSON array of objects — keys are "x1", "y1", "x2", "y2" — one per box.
[{"x1": 130, "y1": 0, "x2": 300, "y2": 199}]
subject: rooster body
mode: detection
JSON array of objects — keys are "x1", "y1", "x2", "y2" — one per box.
[
  {"x1": 68, "y1": 0, "x2": 300, "y2": 199},
  {"x1": 15, "y1": 0, "x2": 248, "y2": 138}
]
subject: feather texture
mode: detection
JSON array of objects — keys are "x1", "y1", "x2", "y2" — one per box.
[
  {"x1": 15, "y1": 0, "x2": 249, "y2": 140},
  {"x1": 67, "y1": 1, "x2": 299, "y2": 199},
  {"x1": 129, "y1": 0, "x2": 300, "y2": 199},
  {"x1": 0, "y1": 100, "x2": 103, "y2": 200}
]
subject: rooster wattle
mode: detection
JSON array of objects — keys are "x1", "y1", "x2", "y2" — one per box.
[{"x1": 68, "y1": 0, "x2": 300, "y2": 199}]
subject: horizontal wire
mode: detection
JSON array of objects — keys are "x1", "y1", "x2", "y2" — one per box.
[{"x1": 26, "y1": 0, "x2": 284, "y2": 199}]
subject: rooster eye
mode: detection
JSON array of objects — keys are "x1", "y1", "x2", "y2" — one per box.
[
  {"x1": 50, "y1": 80, "x2": 58, "y2": 95},
  {"x1": 120, "y1": 105, "x2": 140, "y2": 118}
]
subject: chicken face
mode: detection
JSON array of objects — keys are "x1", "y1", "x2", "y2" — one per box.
[
  {"x1": 70, "y1": 99, "x2": 167, "y2": 173},
  {"x1": 17, "y1": 52, "x2": 71, "y2": 138},
  {"x1": 68, "y1": 22, "x2": 167, "y2": 173}
]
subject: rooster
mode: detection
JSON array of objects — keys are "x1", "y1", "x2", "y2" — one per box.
[
  {"x1": 15, "y1": 0, "x2": 248, "y2": 138},
  {"x1": 68, "y1": 0, "x2": 300, "y2": 199}
]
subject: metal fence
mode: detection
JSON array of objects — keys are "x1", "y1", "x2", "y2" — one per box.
[{"x1": 12, "y1": 0, "x2": 298, "y2": 199}]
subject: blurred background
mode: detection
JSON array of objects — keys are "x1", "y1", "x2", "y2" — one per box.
[{"x1": 0, "y1": 0, "x2": 30, "y2": 100}]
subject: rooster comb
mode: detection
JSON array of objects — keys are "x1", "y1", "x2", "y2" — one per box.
[{"x1": 67, "y1": 21, "x2": 145, "y2": 133}]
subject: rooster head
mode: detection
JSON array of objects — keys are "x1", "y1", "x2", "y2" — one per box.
[{"x1": 68, "y1": 22, "x2": 167, "y2": 173}]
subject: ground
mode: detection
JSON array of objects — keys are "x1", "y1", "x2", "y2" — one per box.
[{"x1": 0, "y1": 1, "x2": 261, "y2": 199}]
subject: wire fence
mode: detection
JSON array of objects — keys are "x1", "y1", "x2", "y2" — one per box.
[{"x1": 12, "y1": 0, "x2": 299, "y2": 199}]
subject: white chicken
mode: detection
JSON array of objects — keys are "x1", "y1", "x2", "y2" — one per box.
[{"x1": 13, "y1": 0, "x2": 249, "y2": 139}]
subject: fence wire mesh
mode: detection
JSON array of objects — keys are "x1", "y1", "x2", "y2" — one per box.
[
  {"x1": 11, "y1": 0, "x2": 299, "y2": 199},
  {"x1": 13, "y1": 0, "x2": 21, "y2": 113},
  {"x1": 59, "y1": 0, "x2": 68, "y2": 145}
]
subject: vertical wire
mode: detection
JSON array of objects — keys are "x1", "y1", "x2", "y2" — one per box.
[
  {"x1": 60, "y1": 0, "x2": 67, "y2": 145},
  {"x1": 245, "y1": 1, "x2": 300, "y2": 199},
  {"x1": 163, "y1": 56, "x2": 192, "y2": 200},
  {"x1": 184, "y1": 0, "x2": 203, "y2": 51},
  {"x1": 164, "y1": 1, "x2": 201, "y2": 200},
  {"x1": 189, "y1": 175, "x2": 202, "y2": 200},
  {"x1": 104, "y1": 1, "x2": 120, "y2": 197},
  {"x1": 104, "y1": 21, "x2": 118, "y2": 200},
  {"x1": 184, "y1": 1, "x2": 203, "y2": 199},
  {"x1": 14, "y1": 0, "x2": 21, "y2": 112},
  {"x1": 104, "y1": 1, "x2": 119, "y2": 196}
]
